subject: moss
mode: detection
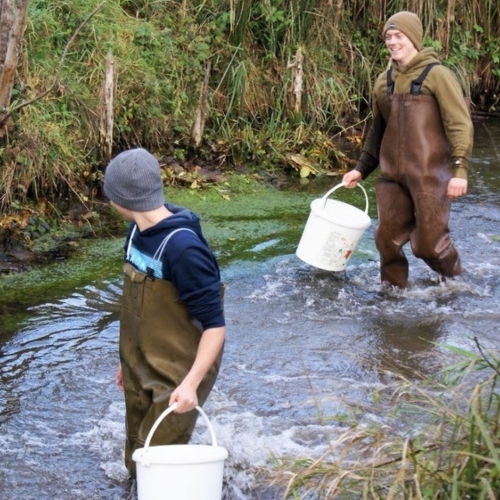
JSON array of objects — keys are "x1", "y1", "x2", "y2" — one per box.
[
  {"x1": 0, "y1": 238, "x2": 123, "y2": 305},
  {"x1": 0, "y1": 176, "x2": 307, "y2": 303},
  {"x1": 0, "y1": 173, "x2": 376, "y2": 309}
]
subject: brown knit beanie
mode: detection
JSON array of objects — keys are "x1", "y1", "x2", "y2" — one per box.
[{"x1": 383, "y1": 11, "x2": 423, "y2": 51}]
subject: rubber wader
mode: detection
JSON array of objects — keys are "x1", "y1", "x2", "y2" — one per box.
[
  {"x1": 375, "y1": 64, "x2": 463, "y2": 287},
  {"x1": 120, "y1": 262, "x2": 223, "y2": 475}
]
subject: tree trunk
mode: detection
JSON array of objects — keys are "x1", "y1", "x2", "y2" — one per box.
[{"x1": 0, "y1": 0, "x2": 29, "y2": 137}]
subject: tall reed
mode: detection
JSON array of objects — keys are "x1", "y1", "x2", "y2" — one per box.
[{"x1": 269, "y1": 342, "x2": 499, "y2": 499}]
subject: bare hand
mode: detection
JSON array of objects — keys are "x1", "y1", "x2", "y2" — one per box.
[
  {"x1": 169, "y1": 382, "x2": 198, "y2": 413},
  {"x1": 342, "y1": 170, "x2": 362, "y2": 188},
  {"x1": 115, "y1": 364, "x2": 124, "y2": 391},
  {"x1": 447, "y1": 177, "x2": 467, "y2": 199}
]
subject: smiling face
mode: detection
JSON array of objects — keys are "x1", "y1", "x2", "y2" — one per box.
[{"x1": 384, "y1": 29, "x2": 419, "y2": 68}]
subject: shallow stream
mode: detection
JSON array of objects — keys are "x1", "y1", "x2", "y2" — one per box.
[{"x1": 1, "y1": 119, "x2": 499, "y2": 499}]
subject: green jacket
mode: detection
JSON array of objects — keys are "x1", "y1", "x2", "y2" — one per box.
[{"x1": 357, "y1": 48, "x2": 473, "y2": 179}]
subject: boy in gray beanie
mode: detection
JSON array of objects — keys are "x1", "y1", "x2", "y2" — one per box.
[
  {"x1": 103, "y1": 148, "x2": 225, "y2": 475},
  {"x1": 103, "y1": 148, "x2": 165, "y2": 211},
  {"x1": 342, "y1": 11, "x2": 473, "y2": 288}
]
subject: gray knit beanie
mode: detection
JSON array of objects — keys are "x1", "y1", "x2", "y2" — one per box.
[
  {"x1": 103, "y1": 148, "x2": 165, "y2": 211},
  {"x1": 383, "y1": 11, "x2": 423, "y2": 51}
]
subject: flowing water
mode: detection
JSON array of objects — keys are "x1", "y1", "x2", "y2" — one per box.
[{"x1": 1, "y1": 119, "x2": 499, "y2": 499}]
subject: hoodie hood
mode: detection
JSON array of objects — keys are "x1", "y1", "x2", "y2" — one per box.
[
  {"x1": 375, "y1": 47, "x2": 442, "y2": 96},
  {"x1": 145, "y1": 203, "x2": 202, "y2": 234},
  {"x1": 391, "y1": 47, "x2": 440, "y2": 74},
  {"x1": 125, "y1": 203, "x2": 208, "y2": 247}
]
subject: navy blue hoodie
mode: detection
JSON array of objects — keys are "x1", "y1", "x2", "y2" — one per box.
[{"x1": 124, "y1": 204, "x2": 225, "y2": 330}]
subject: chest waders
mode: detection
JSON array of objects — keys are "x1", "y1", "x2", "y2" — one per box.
[
  {"x1": 375, "y1": 64, "x2": 462, "y2": 287},
  {"x1": 120, "y1": 230, "x2": 223, "y2": 475}
]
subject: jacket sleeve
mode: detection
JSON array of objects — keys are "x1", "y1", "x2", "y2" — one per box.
[
  {"x1": 167, "y1": 237, "x2": 225, "y2": 330},
  {"x1": 355, "y1": 110, "x2": 385, "y2": 179},
  {"x1": 355, "y1": 72, "x2": 388, "y2": 179},
  {"x1": 430, "y1": 66, "x2": 473, "y2": 178}
]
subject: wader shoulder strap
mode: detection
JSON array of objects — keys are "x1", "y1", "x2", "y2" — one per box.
[
  {"x1": 410, "y1": 62, "x2": 440, "y2": 95},
  {"x1": 125, "y1": 225, "x2": 197, "y2": 261},
  {"x1": 386, "y1": 63, "x2": 441, "y2": 96},
  {"x1": 153, "y1": 228, "x2": 197, "y2": 260},
  {"x1": 125, "y1": 225, "x2": 138, "y2": 260},
  {"x1": 125, "y1": 225, "x2": 198, "y2": 280},
  {"x1": 386, "y1": 68, "x2": 394, "y2": 96}
]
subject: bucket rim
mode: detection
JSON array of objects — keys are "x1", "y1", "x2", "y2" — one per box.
[
  {"x1": 320, "y1": 182, "x2": 370, "y2": 213},
  {"x1": 310, "y1": 198, "x2": 371, "y2": 230},
  {"x1": 132, "y1": 444, "x2": 229, "y2": 465}
]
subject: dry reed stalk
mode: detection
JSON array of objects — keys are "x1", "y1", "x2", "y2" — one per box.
[
  {"x1": 99, "y1": 50, "x2": 115, "y2": 163},
  {"x1": 288, "y1": 45, "x2": 304, "y2": 115},
  {"x1": 444, "y1": 0, "x2": 457, "y2": 54}
]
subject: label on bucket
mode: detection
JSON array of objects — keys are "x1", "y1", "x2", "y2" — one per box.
[
  {"x1": 322, "y1": 231, "x2": 355, "y2": 265},
  {"x1": 296, "y1": 196, "x2": 370, "y2": 272},
  {"x1": 296, "y1": 227, "x2": 360, "y2": 271}
]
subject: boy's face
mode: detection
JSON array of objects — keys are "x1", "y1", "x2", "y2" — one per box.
[
  {"x1": 110, "y1": 201, "x2": 134, "y2": 221},
  {"x1": 384, "y1": 29, "x2": 418, "y2": 67}
]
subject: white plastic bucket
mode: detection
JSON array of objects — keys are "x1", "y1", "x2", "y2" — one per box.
[
  {"x1": 132, "y1": 403, "x2": 228, "y2": 500},
  {"x1": 296, "y1": 182, "x2": 371, "y2": 271}
]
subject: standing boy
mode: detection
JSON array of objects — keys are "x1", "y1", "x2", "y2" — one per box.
[
  {"x1": 343, "y1": 11, "x2": 473, "y2": 287},
  {"x1": 103, "y1": 148, "x2": 225, "y2": 474}
]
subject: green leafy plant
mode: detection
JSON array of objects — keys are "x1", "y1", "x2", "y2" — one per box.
[{"x1": 1, "y1": 0, "x2": 497, "y2": 214}]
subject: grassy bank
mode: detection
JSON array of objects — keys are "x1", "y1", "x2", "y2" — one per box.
[
  {"x1": 1, "y1": 0, "x2": 498, "y2": 216},
  {"x1": 269, "y1": 341, "x2": 499, "y2": 499}
]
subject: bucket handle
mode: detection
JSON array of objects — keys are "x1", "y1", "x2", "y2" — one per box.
[
  {"x1": 322, "y1": 182, "x2": 369, "y2": 214},
  {"x1": 143, "y1": 403, "x2": 218, "y2": 451}
]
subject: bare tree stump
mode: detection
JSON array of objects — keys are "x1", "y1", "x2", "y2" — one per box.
[{"x1": 0, "y1": 0, "x2": 29, "y2": 137}]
